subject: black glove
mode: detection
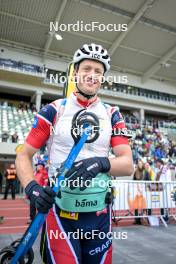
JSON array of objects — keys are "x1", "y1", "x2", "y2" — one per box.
[
  {"x1": 25, "y1": 180, "x2": 56, "y2": 214},
  {"x1": 65, "y1": 157, "x2": 110, "y2": 191}
]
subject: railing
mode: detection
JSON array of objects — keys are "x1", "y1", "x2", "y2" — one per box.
[{"x1": 112, "y1": 180, "x2": 176, "y2": 227}]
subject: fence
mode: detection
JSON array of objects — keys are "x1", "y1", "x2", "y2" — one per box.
[{"x1": 112, "y1": 180, "x2": 176, "y2": 227}]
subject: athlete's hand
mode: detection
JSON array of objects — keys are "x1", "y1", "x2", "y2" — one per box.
[
  {"x1": 65, "y1": 157, "x2": 110, "y2": 190},
  {"x1": 25, "y1": 180, "x2": 56, "y2": 214}
]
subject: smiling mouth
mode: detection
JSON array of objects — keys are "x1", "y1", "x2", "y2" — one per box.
[{"x1": 86, "y1": 79, "x2": 98, "y2": 84}]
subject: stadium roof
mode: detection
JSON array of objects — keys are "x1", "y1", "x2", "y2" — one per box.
[{"x1": 0, "y1": 0, "x2": 176, "y2": 85}]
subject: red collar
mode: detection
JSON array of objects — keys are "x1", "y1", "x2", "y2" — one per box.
[{"x1": 73, "y1": 92, "x2": 98, "y2": 107}]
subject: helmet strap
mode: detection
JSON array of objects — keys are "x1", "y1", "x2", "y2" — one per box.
[{"x1": 75, "y1": 84, "x2": 96, "y2": 100}]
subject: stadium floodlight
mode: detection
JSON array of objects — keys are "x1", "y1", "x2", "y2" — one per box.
[{"x1": 55, "y1": 34, "x2": 63, "y2": 40}]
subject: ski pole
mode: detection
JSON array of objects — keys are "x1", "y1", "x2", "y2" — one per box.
[{"x1": 11, "y1": 124, "x2": 92, "y2": 264}]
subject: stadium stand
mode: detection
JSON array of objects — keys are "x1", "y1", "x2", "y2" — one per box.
[
  {"x1": 0, "y1": 1, "x2": 176, "y2": 263},
  {"x1": 0, "y1": 101, "x2": 35, "y2": 144},
  {"x1": 103, "y1": 83, "x2": 176, "y2": 105}
]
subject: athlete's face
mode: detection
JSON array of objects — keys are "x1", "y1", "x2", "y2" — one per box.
[{"x1": 75, "y1": 59, "x2": 104, "y2": 96}]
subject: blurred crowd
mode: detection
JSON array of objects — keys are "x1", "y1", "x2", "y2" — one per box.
[
  {"x1": 17, "y1": 101, "x2": 37, "y2": 112},
  {"x1": 130, "y1": 126, "x2": 176, "y2": 167}
]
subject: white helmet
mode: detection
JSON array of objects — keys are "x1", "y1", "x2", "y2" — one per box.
[{"x1": 73, "y1": 43, "x2": 110, "y2": 72}]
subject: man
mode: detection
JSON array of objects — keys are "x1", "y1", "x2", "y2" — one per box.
[
  {"x1": 3, "y1": 163, "x2": 17, "y2": 200},
  {"x1": 11, "y1": 132, "x2": 18, "y2": 143},
  {"x1": 0, "y1": 172, "x2": 4, "y2": 223},
  {"x1": 2, "y1": 132, "x2": 9, "y2": 142},
  {"x1": 16, "y1": 43, "x2": 133, "y2": 264},
  {"x1": 133, "y1": 160, "x2": 144, "y2": 225},
  {"x1": 155, "y1": 159, "x2": 171, "y2": 222},
  {"x1": 34, "y1": 160, "x2": 48, "y2": 187},
  {"x1": 27, "y1": 160, "x2": 48, "y2": 224},
  {"x1": 0, "y1": 171, "x2": 3, "y2": 193},
  {"x1": 155, "y1": 159, "x2": 171, "y2": 182}
]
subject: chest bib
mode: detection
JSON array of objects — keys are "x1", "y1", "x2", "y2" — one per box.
[{"x1": 47, "y1": 95, "x2": 112, "y2": 212}]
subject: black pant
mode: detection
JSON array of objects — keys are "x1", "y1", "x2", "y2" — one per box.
[
  {"x1": 134, "y1": 209, "x2": 152, "y2": 224},
  {"x1": 161, "y1": 208, "x2": 169, "y2": 221},
  {"x1": 4, "y1": 180, "x2": 16, "y2": 199},
  {"x1": 0, "y1": 180, "x2": 2, "y2": 194},
  {"x1": 134, "y1": 209, "x2": 142, "y2": 224}
]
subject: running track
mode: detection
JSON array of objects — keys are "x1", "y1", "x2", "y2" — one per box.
[
  {"x1": 0, "y1": 198, "x2": 138, "y2": 235},
  {"x1": 1, "y1": 198, "x2": 175, "y2": 235},
  {"x1": 0, "y1": 198, "x2": 29, "y2": 234}
]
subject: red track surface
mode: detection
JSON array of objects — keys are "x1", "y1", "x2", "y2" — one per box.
[
  {"x1": 0, "y1": 198, "x2": 29, "y2": 234},
  {"x1": 2, "y1": 198, "x2": 174, "y2": 235},
  {"x1": 0, "y1": 198, "x2": 136, "y2": 235}
]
